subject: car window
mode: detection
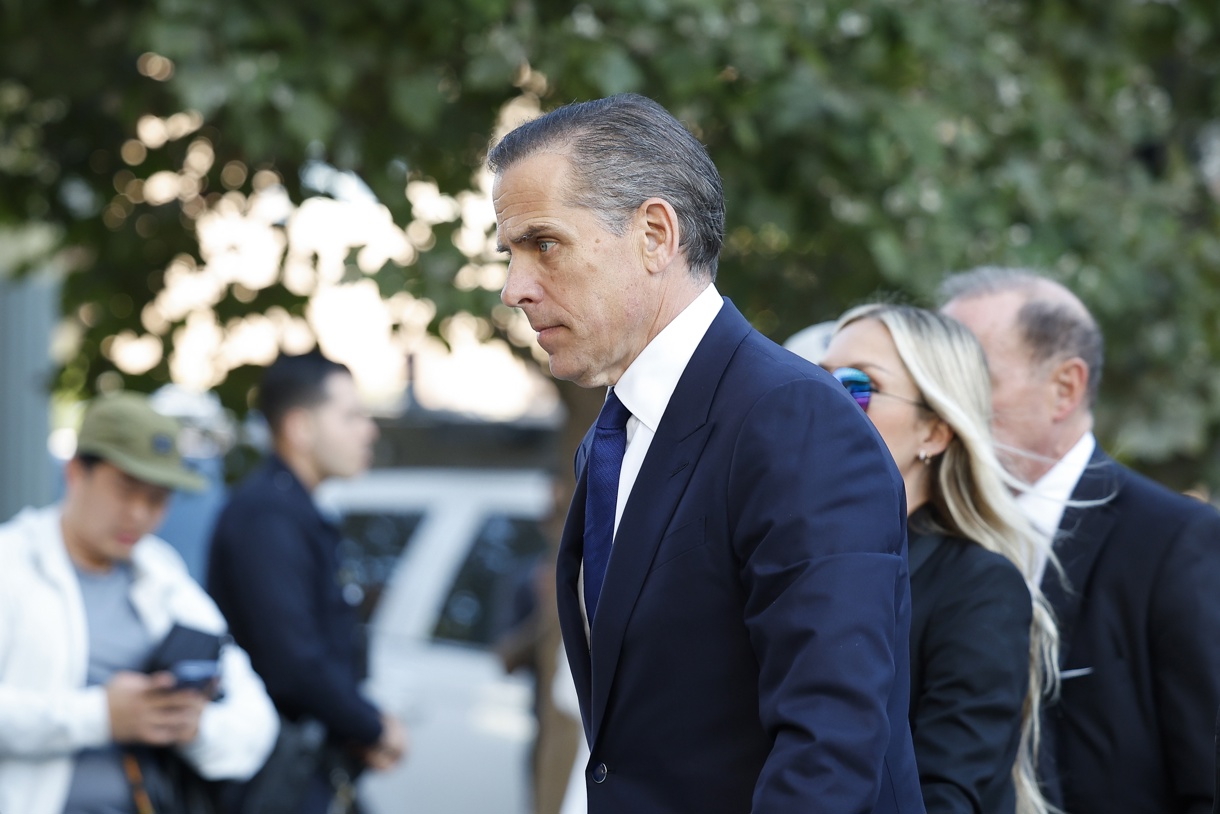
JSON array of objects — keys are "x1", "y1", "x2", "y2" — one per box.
[
  {"x1": 338, "y1": 511, "x2": 424, "y2": 622},
  {"x1": 433, "y1": 514, "x2": 549, "y2": 648}
]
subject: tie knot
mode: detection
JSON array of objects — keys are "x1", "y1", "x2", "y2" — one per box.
[{"x1": 597, "y1": 390, "x2": 632, "y2": 431}]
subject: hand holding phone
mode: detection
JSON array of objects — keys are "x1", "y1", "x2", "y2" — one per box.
[{"x1": 107, "y1": 670, "x2": 207, "y2": 745}]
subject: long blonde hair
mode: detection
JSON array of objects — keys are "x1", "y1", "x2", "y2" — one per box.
[{"x1": 836, "y1": 303, "x2": 1060, "y2": 814}]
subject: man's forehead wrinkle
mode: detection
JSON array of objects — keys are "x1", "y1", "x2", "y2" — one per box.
[
  {"x1": 492, "y1": 184, "x2": 540, "y2": 214},
  {"x1": 493, "y1": 186, "x2": 535, "y2": 252},
  {"x1": 492, "y1": 149, "x2": 590, "y2": 251}
]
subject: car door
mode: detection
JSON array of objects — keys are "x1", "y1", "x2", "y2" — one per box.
[{"x1": 330, "y1": 471, "x2": 552, "y2": 814}]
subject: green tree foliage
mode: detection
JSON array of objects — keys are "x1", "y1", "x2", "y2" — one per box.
[{"x1": 3, "y1": 0, "x2": 1220, "y2": 485}]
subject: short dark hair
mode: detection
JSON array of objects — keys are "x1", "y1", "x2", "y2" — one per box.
[
  {"x1": 76, "y1": 453, "x2": 103, "y2": 471},
  {"x1": 259, "y1": 351, "x2": 350, "y2": 434},
  {"x1": 487, "y1": 93, "x2": 725, "y2": 280},
  {"x1": 938, "y1": 266, "x2": 1105, "y2": 406}
]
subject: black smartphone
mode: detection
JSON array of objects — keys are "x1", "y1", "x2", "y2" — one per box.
[{"x1": 170, "y1": 659, "x2": 220, "y2": 691}]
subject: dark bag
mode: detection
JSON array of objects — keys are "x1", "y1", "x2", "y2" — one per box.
[
  {"x1": 236, "y1": 716, "x2": 328, "y2": 814},
  {"x1": 126, "y1": 747, "x2": 223, "y2": 814},
  {"x1": 317, "y1": 745, "x2": 364, "y2": 814}
]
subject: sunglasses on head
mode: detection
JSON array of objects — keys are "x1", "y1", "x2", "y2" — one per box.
[{"x1": 831, "y1": 366, "x2": 928, "y2": 413}]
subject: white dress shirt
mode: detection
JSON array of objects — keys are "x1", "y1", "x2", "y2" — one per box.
[
  {"x1": 1016, "y1": 431, "x2": 1096, "y2": 584},
  {"x1": 576, "y1": 285, "x2": 723, "y2": 630},
  {"x1": 607, "y1": 283, "x2": 724, "y2": 537}
]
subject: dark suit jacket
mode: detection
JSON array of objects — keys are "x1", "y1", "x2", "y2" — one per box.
[
  {"x1": 207, "y1": 456, "x2": 382, "y2": 747},
  {"x1": 1040, "y1": 448, "x2": 1220, "y2": 814},
  {"x1": 1214, "y1": 704, "x2": 1220, "y2": 814},
  {"x1": 907, "y1": 513, "x2": 1031, "y2": 814},
  {"x1": 557, "y1": 300, "x2": 925, "y2": 814}
]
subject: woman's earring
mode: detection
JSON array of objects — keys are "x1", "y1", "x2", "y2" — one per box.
[{"x1": 918, "y1": 449, "x2": 930, "y2": 465}]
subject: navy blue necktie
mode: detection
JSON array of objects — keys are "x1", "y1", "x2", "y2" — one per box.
[{"x1": 583, "y1": 390, "x2": 631, "y2": 622}]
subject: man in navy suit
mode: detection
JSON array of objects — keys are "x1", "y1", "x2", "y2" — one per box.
[
  {"x1": 490, "y1": 94, "x2": 924, "y2": 814},
  {"x1": 942, "y1": 268, "x2": 1220, "y2": 814}
]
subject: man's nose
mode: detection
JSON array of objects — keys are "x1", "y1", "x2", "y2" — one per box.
[
  {"x1": 128, "y1": 495, "x2": 161, "y2": 524},
  {"x1": 501, "y1": 261, "x2": 540, "y2": 308}
]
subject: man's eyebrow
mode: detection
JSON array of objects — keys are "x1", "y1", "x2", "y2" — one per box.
[{"x1": 496, "y1": 225, "x2": 548, "y2": 254}]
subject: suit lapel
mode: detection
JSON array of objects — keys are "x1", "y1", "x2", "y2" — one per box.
[
  {"x1": 556, "y1": 431, "x2": 595, "y2": 741},
  {"x1": 586, "y1": 301, "x2": 752, "y2": 744},
  {"x1": 1040, "y1": 447, "x2": 1121, "y2": 667}
]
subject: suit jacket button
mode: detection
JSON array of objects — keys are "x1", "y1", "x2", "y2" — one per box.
[{"x1": 592, "y1": 762, "x2": 608, "y2": 784}]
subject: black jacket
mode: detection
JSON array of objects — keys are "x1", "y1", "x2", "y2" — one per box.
[
  {"x1": 907, "y1": 512, "x2": 1031, "y2": 814},
  {"x1": 1214, "y1": 704, "x2": 1219, "y2": 814},
  {"x1": 1040, "y1": 449, "x2": 1220, "y2": 814},
  {"x1": 207, "y1": 456, "x2": 382, "y2": 746}
]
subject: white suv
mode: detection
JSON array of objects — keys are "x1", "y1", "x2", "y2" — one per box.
[{"x1": 315, "y1": 467, "x2": 555, "y2": 814}]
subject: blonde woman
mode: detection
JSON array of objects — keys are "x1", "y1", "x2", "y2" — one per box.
[{"x1": 817, "y1": 304, "x2": 1058, "y2": 814}]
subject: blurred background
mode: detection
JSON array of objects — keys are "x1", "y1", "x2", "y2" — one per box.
[{"x1": 3, "y1": 0, "x2": 1220, "y2": 810}]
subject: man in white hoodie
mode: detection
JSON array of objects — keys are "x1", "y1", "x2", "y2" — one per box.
[{"x1": 0, "y1": 391, "x2": 278, "y2": 814}]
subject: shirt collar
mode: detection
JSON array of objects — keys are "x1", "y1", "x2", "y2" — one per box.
[
  {"x1": 1034, "y1": 431, "x2": 1096, "y2": 497},
  {"x1": 1016, "y1": 431, "x2": 1096, "y2": 538},
  {"x1": 612, "y1": 284, "x2": 723, "y2": 432}
]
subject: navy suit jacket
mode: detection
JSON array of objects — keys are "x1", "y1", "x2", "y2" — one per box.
[
  {"x1": 1040, "y1": 448, "x2": 1220, "y2": 814},
  {"x1": 1213, "y1": 704, "x2": 1219, "y2": 814},
  {"x1": 557, "y1": 300, "x2": 925, "y2": 814},
  {"x1": 1210, "y1": 702, "x2": 1220, "y2": 814}
]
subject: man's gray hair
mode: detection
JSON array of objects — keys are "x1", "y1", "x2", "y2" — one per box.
[
  {"x1": 487, "y1": 93, "x2": 725, "y2": 280},
  {"x1": 938, "y1": 266, "x2": 1105, "y2": 407}
]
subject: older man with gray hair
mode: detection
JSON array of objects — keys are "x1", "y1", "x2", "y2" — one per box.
[{"x1": 941, "y1": 267, "x2": 1220, "y2": 814}]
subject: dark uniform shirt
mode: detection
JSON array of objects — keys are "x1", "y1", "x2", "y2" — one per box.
[{"x1": 207, "y1": 455, "x2": 382, "y2": 746}]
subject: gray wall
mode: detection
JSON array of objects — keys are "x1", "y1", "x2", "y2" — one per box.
[{"x1": 0, "y1": 269, "x2": 58, "y2": 521}]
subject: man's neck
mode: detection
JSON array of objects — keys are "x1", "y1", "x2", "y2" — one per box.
[
  {"x1": 274, "y1": 444, "x2": 321, "y2": 493},
  {"x1": 1025, "y1": 415, "x2": 1093, "y2": 485},
  {"x1": 637, "y1": 277, "x2": 709, "y2": 356}
]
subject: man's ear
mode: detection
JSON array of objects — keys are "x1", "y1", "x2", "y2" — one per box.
[
  {"x1": 636, "y1": 197, "x2": 681, "y2": 275},
  {"x1": 279, "y1": 407, "x2": 314, "y2": 452},
  {"x1": 1049, "y1": 357, "x2": 1089, "y2": 421}
]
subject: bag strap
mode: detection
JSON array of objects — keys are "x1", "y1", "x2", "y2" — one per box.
[{"x1": 122, "y1": 750, "x2": 158, "y2": 814}]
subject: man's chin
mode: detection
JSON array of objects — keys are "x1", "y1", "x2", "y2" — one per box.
[
  {"x1": 547, "y1": 357, "x2": 579, "y2": 384},
  {"x1": 107, "y1": 543, "x2": 137, "y2": 562},
  {"x1": 326, "y1": 462, "x2": 370, "y2": 481},
  {"x1": 548, "y1": 356, "x2": 606, "y2": 388}
]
